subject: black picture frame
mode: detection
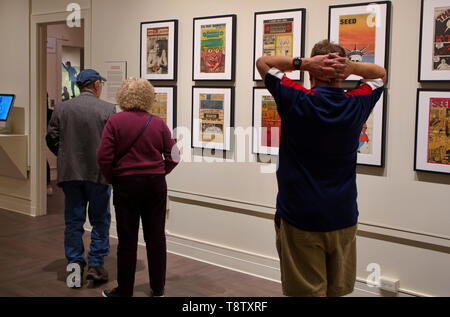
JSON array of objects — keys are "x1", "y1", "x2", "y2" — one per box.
[
  {"x1": 253, "y1": 8, "x2": 306, "y2": 82},
  {"x1": 418, "y1": 0, "x2": 450, "y2": 82},
  {"x1": 191, "y1": 86, "x2": 235, "y2": 150},
  {"x1": 152, "y1": 85, "x2": 177, "y2": 138},
  {"x1": 252, "y1": 87, "x2": 281, "y2": 156},
  {"x1": 192, "y1": 14, "x2": 237, "y2": 82},
  {"x1": 357, "y1": 89, "x2": 388, "y2": 167},
  {"x1": 140, "y1": 19, "x2": 178, "y2": 81},
  {"x1": 328, "y1": 1, "x2": 391, "y2": 82},
  {"x1": 414, "y1": 88, "x2": 450, "y2": 174}
]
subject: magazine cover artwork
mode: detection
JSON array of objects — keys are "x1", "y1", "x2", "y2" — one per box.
[
  {"x1": 433, "y1": 6, "x2": 450, "y2": 71},
  {"x1": 358, "y1": 114, "x2": 375, "y2": 155},
  {"x1": 199, "y1": 93, "x2": 225, "y2": 144},
  {"x1": 150, "y1": 92, "x2": 168, "y2": 123},
  {"x1": 261, "y1": 95, "x2": 281, "y2": 148},
  {"x1": 146, "y1": 27, "x2": 169, "y2": 75},
  {"x1": 339, "y1": 13, "x2": 376, "y2": 63},
  {"x1": 201, "y1": 24, "x2": 226, "y2": 73},
  {"x1": 427, "y1": 98, "x2": 450, "y2": 164},
  {"x1": 262, "y1": 18, "x2": 293, "y2": 57}
]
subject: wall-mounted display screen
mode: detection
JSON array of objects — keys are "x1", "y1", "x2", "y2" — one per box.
[{"x1": 0, "y1": 94, "x2": 15, "y2": 122}]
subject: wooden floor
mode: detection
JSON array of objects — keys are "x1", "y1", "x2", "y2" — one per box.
[{"x1": 0, "y1": 183, "x2": 283, "y2": 297}]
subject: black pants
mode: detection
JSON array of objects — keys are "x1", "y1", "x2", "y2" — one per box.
[{"x1": 112, "y1": 174, "x2": 167, "y2": 297}]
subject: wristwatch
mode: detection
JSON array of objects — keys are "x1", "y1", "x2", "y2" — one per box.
[{"x1": 293, "y1": 57, "x2": 302, "y2": 70}]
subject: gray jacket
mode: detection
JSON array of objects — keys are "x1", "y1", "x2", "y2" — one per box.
[{"x1": 46, "y1": 92, "x2": 116, "y2": 185}]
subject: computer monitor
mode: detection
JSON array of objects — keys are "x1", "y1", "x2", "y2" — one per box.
[{"x1": 0, "y1": 94, "x2": 15, "y2": 122}]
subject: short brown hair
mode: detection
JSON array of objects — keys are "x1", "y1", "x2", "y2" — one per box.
[
  {"x1": 311, "y1": 40, "x2": 346, "y2": 58},
  {"x1": 77, "y1": 81, "x2": 96, "y2": 91},
  {"x1": 116, "y1": 78, "x2": 154, "y2": 112}
]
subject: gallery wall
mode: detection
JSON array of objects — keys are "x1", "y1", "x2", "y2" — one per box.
[
  {"x1": 87, "y1": 0, "x2": 450, "y2": 296},
  {"x1": 0, "y1": 0, "x2": 447, "y2": 296},
  {"x1": 0, "y1": 0, "x2": 31, "y2": 212}
]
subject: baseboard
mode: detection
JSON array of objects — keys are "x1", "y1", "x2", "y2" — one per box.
[
  {"x1": 166, "y1": 231, "x2": 281, "y2": 282},
  {"x1": 0, "y1": 193, "x2": 31, "y2": 215},
  {"x1": 84, "y1": 221, "x2": 420, "y2": 297}
]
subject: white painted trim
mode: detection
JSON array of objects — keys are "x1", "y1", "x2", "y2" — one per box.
[
  {"x1": 168, "y1": 189, "x2": 450, "y2": 246},
  {"x1": 0, "y1": 193, "x2": 31, "y2": 216},
  {"x1": 85, "y1": 220, "x2": 419, "y2": 297},
  {"x1": 30, "y1": 9, "x2": 91, "y2": 217},
  {"x1": 166, "y1": 231, "x2": 281, "y2": 282}
]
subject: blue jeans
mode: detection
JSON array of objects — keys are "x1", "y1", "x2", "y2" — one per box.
[{"x1": 61, "y1": 181, "x2": 111, "y2": 267}]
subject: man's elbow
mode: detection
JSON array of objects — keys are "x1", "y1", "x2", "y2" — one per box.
[
  {"x1": 381, "y1": 69, "x2": 388, "y2": 84},
  {"x1": 256, "y1": 57, "x2": 269, "y2": 80}
]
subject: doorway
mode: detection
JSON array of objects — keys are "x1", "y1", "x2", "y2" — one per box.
[
  {"x1": 46, "y1": 22, "x2": 85, "y2": 204},
  {"x1": 31, "y1": 8, "x2": 91, "y2": 217}
]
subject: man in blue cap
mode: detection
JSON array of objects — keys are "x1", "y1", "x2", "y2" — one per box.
[{"x1": 47, "y1": 69, "x2": 116, "y2": 288}]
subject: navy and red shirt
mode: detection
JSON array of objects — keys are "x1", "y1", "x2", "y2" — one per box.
[{"x1": 265, "y1": 68, "x2": 384, "y2": 232}]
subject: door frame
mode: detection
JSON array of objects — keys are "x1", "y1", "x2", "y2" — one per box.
[{"x1": 30, "y1": 9, "x2": 91, "y2": 216}]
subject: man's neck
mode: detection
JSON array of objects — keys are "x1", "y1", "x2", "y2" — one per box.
[{"x1": 311, "y1": 79, "x2": 342, "y2": 88}]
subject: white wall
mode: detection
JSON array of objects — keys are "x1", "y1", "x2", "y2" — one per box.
[
  {"x1": 86, "y1": 0, "x2": 450, "y2": 296},
  {"x1": 0, "y1": 0, "x2": 31, "y2": 213},
  {"x1": 0, "y1": 0, "x2": 443, "y2": 296}
]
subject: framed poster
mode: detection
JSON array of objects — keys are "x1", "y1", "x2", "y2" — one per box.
[
  {"x1": 152, "y1": 86, "x2": 177, "y2": 137},
  {"x1": 140, "y1": 20, "x2": 178, "y2": 81},
  {"x1": 253, "y1": 9, "x2": 305, "y2": 81},
  {"x1": 191, "y1": 87, "x2": 234, "y2": 150},
  {"x1": 328, "y1": 1, "x2": 391, "y2": 81},
  {"x1": 192, "y1": 15, "x2": 236, "y2": 81},
  {"x1": 419, "y1": 0, "x2": 450, "y2": 82},
  {"x1": 252, "y1": 88, "x2": 281, "y2": 155},
  {"x1": 356, "y1": 89, "x2": 387, "y2": 167},
  {"x1": 415, "y1": 89, "x2": 450, "y2": 174}
]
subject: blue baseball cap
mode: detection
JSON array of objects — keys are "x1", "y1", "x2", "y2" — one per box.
[{"x1": 76, "y1": 69, "x2": 107, "y2": 85}]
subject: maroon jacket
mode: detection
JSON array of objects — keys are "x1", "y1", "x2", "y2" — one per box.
[{"x1": 97, "y1": 111, "x2": 179, "y2": 184}]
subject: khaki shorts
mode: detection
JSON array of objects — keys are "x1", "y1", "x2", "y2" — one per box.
[{"x1": 275, "y1": 213, "x2": 357, "y2": 297}]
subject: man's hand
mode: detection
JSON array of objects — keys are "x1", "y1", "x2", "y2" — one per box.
[
  {"x1": 302, "y1": 53, "x2": 349, "y2": 82},
  {"x1": 256, "y1": 54, "x2": 348, "y2": 81}
]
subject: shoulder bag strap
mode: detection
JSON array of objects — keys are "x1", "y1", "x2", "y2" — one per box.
[{"x1": 113, "y1": 114, "x2": 153, "y2": 166}]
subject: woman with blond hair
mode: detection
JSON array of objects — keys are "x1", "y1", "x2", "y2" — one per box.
[{"x1": 97, "y1": 78, "x2": 179, "y2": 297}]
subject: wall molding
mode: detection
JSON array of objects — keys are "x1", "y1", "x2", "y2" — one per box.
[
  {"x1": 168, "y1": 189, "x2": 450, "y2": 250},
  {"x1": 0, "y1": 193, "x2": 30, "y2": 216},
  {"x1": 85, "y1": 219, "x2": 419, "y2": 297}
]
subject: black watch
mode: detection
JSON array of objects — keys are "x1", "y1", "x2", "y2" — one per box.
[{"x1": 293, "y1": 57, "x2": 302, "y2": 70}]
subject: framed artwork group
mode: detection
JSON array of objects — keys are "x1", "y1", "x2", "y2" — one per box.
[
  {"x1": 253, "y1": 9, "x2": 306, "y2": 81},
  {"x1": 416, "y1": 0, "x2": 450, "y2": 174},
  {"x1": 328, "y1": 1, "x2": 391, "y2": 81},
  {"x1": 137, "y1": 0, "x2": 449, "y2": 173},
  {"x1": 419, "y1": 0, "x2": 450, "y2": 82},
  {"x1": 140, "y1": 20, "x2": 178, "y2": 81},
  {"x1": 192, "y1": 15, "x2": 236, "y2": 81},
  {"x1": 415, "y1": 89, "x2": 450, "y2": 174},
  {"x1": 152, "y1": 86, "x2": 177, "y2": 135},
  {"x1": 191, "y1": 87, "x2": 234, "y2": 151}
]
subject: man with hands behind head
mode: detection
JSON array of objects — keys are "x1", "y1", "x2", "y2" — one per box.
[{"x1": 256, "y1": 40, "x2": 386, "y2": 297}]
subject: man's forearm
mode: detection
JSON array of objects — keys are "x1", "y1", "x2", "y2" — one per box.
[
  {"x1": 348, "y1": 61, "x2": 387, "y2": 82},
  {"x1": 256, "y1": 55, "x2": 345, "y2": 81},
  {"x1": 256, "y1": 56, "x2": 294, "y2": 79}
]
